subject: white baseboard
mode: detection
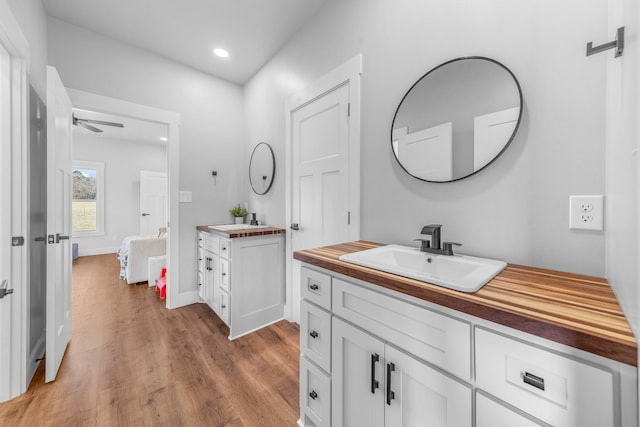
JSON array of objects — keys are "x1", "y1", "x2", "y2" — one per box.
[{"x1": 77, "y1": 246, "x2": 119, "y2": 257}]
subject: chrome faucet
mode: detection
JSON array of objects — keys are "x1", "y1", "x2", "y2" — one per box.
[{"x1": 416, "y1": 224, "x2": 462, "y2": 256}]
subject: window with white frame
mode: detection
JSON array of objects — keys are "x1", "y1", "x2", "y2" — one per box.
[{"x1": 72, "y1": 160, "x2": 104, "y2": 236}]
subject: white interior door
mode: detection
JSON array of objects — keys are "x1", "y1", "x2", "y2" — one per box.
[
  {"x1": 45, "y1": 66, "x2": 73, "y2": 383},
  {"x1": 0, "y1": 38, "x2": 13, "y2": 403},
  {"x1": 393, "y1": 122, "x2": 453, "y2": 181},
  {"x1": 139, "y1": 171, "x2": 167, "y2": 236},
  {"x1": 291, "y1": 83, "x2": 350, "y2": 323},
  {"x1": 473, "y1": 106, "x2": 519, "y2": 171}
]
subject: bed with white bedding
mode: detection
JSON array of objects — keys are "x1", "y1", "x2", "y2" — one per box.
[{"x1": 117, "y1": 235, "x2": 166, "y2": 284}]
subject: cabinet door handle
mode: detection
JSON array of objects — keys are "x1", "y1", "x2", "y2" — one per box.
[
  {"x1": 523, "y1": 371, "x2": 545, "y2": 391},
  {"x1": 309, "y1": 330, "x2": 319, "y2": 339},
  {"x1": 386, "y1": 362, "x2": 395, "y2": 405},
  {"x1": 371, "y1": 353, "x2": 380, "y2": 394},
  {"x1": 309, "y1": 390, "x2": 318, "y2": 400}
]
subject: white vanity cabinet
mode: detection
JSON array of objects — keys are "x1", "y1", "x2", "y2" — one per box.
[
  {"x1": 298, "y1": 263, "x2": 638, "y2": 427},
  {"x1": 197, "y1": 228, "x2": 285, "y2": 340}
]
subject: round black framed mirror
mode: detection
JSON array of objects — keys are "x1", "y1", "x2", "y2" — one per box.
[
  {"x1": 249, "y1": 142, "x2": 275, "y2": 195},
  {"x1": 391, "y1": 57, "x2": 523, "y2": 182}
]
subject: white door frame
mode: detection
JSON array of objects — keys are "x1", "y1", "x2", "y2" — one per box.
[
  {"x1": 66, "y1": 89, "x2": 185, "y2": 308},
  {"x1": 284, "y1": 54, "x2": 362, "y2": 321},
  {"x1": 0, "y1": 0, "x2": 29, "y2": 402}
]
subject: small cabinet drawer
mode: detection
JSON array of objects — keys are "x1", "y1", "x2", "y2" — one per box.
[
  {"x1": 475, "y1": 327, "x2": 614, "y2": 427},
  {"x1": 220, "y1": 258, "x2": 230, "y2": 292},
  {"x1": 332, "y1": 278, "x2": 471, "y2": 381},
  {"x1": 300, "y1": 356, "x2": 330, "y2": 427},
  {"x1": 301, "y1": 267, "x2": 332, "y2": 311},
  {"x1": 476, "y1": 392, "x2": 546, "y2": 427},
  {"x1": 301, "y1": 300, "x2": 332, "y2": 373},
  {"x1": 219, "y1": 239, "x2": 231, "y2": 258},
  {"x1": 202, "y1": 233, "x2": 219, "y2": 254}
]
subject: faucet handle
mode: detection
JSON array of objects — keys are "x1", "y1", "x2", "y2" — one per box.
[
  {"x1": 442, "y1": 242, "x2": 462, "y2": 256},
  {"x1": 414, "y1": 238, "x2": 431, "y2": 250}
]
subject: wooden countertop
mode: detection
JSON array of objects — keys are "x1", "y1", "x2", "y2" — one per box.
[
  {"x1": 197, "y1": 225, "x2": 286, "y2": 239},
  {"x1": 294, "y1": 241, "x2": 637, "y2": 366}
]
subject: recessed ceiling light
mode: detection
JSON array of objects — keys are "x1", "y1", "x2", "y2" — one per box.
[
  {"x1": 160, "y1": 137, "x2": 168, "y2": 141},
  {"x1": 213, "y1": 48, "x2": 229, "y2": 58}
]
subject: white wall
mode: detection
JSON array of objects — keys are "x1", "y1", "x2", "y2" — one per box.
[
  {"x1": 47, "y1": 17, "x2": 245, "y2": 295},
  {"x1": 245, "y1": 0, "x2": 609, "y2": 277},
  {"x1": 6, "y1": 0, "x2": 47, "y2": 98},
  {"x1": 72, "y1": 134, "x2": 167, "y2": 256}
]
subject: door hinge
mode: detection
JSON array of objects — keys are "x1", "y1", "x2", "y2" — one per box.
[
  {"x1": 11, "y1": 236, "x2": 25, "y2": 246},
  {"x1": 347, "y1": 103, "x2": 351, "y2": 117},
  {"x1": 348, "y1": 211, "x2": 351, "y2": 225}
]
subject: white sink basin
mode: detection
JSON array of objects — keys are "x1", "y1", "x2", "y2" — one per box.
[
  {"x1": 209, "y1": 224, "x2": 269, "y2": 231},
  {"x1": 339, "y1": 244, "x2": 506, "y2": 293}
]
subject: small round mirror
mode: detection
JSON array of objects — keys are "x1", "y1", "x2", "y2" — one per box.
[
  {"x1": 249, "y1": 142, "x2": 275, "y2": 195},
  {"x1": 391, "y1": 57, "x2": 523, "y2": 182}
]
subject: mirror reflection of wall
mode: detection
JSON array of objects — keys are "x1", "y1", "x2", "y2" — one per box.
[
  {"x1": 391, "y1": 57, "x2": 523, "y2": 182},
  {"x1": 249, "y1": 142, "x2": 275, "y2": 195}
]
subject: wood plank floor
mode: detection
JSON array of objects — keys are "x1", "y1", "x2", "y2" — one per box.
[{"x1": 0, "y1": 254, "x2": 300, "y2": 426}]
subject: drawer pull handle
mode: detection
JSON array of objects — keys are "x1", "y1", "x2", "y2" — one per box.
[
  {"x1": 386, "y1": 362, "x2": 395, "y2": 405},
  {"x1": 309, "y1": 330, "x2": 319, "y2": 339},
  {"x1": 309, "y1": 390, "x2": 318, "y2": 400},
  {"x1": 371, "y1": 353, "x2": 380, "y2": 394},
  {"x1": 309, "y1": 282, "x2": 319, "y2": 291},
  {"x1": 523, "y1": 371, "x2": 545, "y2": 391}
]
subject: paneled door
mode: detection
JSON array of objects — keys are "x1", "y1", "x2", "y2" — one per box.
[
  {"x1": 0, "y1": 36, "x2": 13, "y2": 403},
  {"x1": 290, "y1": 83, "x2": 350, "y2": 323},
  {"x1": 45, "y1": 66, "x2": 73, "y2": 383},
  {"x1": 139, "y1": 171, "x2": 167, "y2": 236}
]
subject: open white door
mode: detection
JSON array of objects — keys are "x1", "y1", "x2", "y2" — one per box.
[
  {"x1": 286, "y1": 55, "x2": 361, "y2": 324},
  {"x1": 45, "y1": 66, "x2": 73, "y2": 383},
  {"x1": 392, "y1": 122, "x2": 453, "y2": 181},
  {"x1": 140, "y1": 171, "x2": 167, "y2": 236},
  {"x1": 0, "y1": 34, "x2": 13, "y2": 403}
]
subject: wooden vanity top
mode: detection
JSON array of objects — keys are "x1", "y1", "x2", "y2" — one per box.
[
  {"x1": 294, "y1": 241, "x2": 637, "y2": 366},
  {"x1": 197, "y1": 225, "x2": 286, "y2": 239}
]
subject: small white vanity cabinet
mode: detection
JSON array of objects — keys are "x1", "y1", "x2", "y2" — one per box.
[
  {"x1": 197, "y1": 227, "x2": 285, "y2": 339},
  {"x1": 298, "y1": 264, "x2": 637, "y2": 427}
]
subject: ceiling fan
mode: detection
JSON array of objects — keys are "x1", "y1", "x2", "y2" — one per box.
[{"x1": 72, "y1": 114, "x2": 124, "y2": 133}]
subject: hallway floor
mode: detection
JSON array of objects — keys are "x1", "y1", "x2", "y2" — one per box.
[{"x1": 0, "y1": 254, "x2": 300, "y2": 426}]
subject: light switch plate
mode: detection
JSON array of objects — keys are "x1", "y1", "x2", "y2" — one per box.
[
  {"x1": 569, "y1": 195, "x2": 603, "y2": 231},
  {"x1": 179, "y1": 191, "x2": 192, "y2": 203}
]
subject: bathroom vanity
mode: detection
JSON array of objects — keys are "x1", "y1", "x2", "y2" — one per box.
[
  {"x1": 295, "y1": 241, "x2": 637, "y2": 427},
  {"x1": 196, "y1": 225, "x2": 285, "y2": 339}
]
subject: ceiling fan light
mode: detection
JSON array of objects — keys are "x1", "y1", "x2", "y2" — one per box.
[{"x1": 213, "y1": 48, "x2": 229, "y2": 58}]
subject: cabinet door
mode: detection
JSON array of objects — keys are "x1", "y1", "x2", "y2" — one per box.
[
  {"x1": 332, "y1": 318, "x2": 384, "y2": 427},
  {"x1": 210, "y1": 254, "x2": 220, "y2": 313},
  {"x1": 220, "y1": 258, "x2": 230, "y2": 293},
  {"x1": 384, "y1": 345, "x2": 472, "y2": 426},
  {"x1": 219, "y1": 291, "x2": 230, "y2": 325}
]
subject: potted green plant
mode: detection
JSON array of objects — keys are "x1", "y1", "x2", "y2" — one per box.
[{"x1": 229, "y1": 204, "x2": 248, "y2": 224}]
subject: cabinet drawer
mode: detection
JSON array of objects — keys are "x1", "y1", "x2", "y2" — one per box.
[
  {"x1": 219, "y1": 239, "x2": 231, "y2": 258},
  {"x1": 300, "y1": 356, "x2": 331, "y2": 427},
  {"x1": 475, "y1": 327, "x2": 614, "y2": 427},
  {"x1": 476, "y1": 392, "x2": 546, "y2": 427},
  {"x1": 202, "y1": 233, "x2": 219, "y2": 254},
  {"x1": 332, "y1": 278, "x2": 471, "y2": 381},
  {"x1": 220, "y1": 258, "x2": 230, "y2": 292},
  {"x1": 301, "y1": 267, "x2": 332, "y2": 310},
  {"x1": 301, "y1": 300, "x2": 331, "y2": 373}
]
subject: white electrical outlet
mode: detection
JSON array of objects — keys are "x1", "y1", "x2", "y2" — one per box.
[{"x1": 569, "y1": 195, "x2": 603, "y2": 231}]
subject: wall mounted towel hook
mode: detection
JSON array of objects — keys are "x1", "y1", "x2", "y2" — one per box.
[{"x1": 586, "y1": 27, "x2": 624, "y2": 58}]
